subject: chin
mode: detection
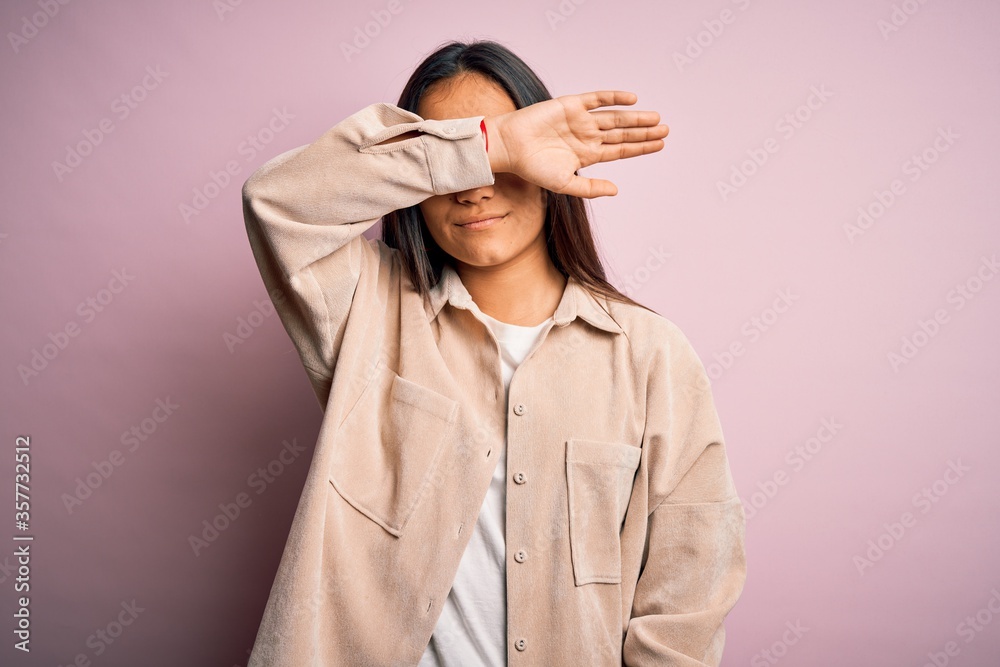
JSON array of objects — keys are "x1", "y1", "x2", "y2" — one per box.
[
  {"x1": 453, "y1": 254, "x2": 510, "y2": 269},
  {"x1": 448, "y1": 245, "x2": 517, "y2": 269}
]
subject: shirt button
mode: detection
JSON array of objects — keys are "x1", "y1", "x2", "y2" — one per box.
[
  {"x1": 514, "y1": 549, "x2": 527, "y2": 563},
  {"x1": 513, "y1": 403, "x2": 525, "y2": 416},
  {"x1": 513, "y1": 471, "x2": 526, "y2": 484},
  {"x1": 515, "y1": 638, "x2": 527, "y2": 651},
  {"x1": 444, "y1": 126, "x2": 455, "y2": 134}
]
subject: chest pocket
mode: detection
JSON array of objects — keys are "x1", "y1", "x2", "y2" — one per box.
[
  {"x1": 566, "y1": 438, "x2": 642, "y2": 586},
  {"x1": 328, "y1": 360, "x2": 459, "y2": 537}
]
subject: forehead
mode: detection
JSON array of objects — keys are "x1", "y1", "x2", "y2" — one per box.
[{"x1": 417, "y1": 72, "x2": 516, "y2": 120}]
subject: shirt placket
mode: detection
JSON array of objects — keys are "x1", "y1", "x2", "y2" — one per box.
[
  {"x1": 500, "y1": 318, "x2": 558, "y2": 662},
  {"x1": 437, "y1": 266, "x2": 573, "y2": 662}
]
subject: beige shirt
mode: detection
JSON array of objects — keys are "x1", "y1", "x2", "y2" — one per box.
[
  {"x1": 241, "y1": 101, "x2": 747, "y2": 666},
  {"x1": 420, "y1": 312, "x2": 550, "y2": 666}
]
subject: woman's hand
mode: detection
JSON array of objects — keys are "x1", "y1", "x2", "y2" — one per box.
[{"x1": 484, "y1": 91, "x2": 668, "y2": 198}]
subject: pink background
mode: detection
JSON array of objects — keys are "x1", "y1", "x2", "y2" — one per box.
[{"x1": 2, "y1": 0, "x2": 998, "y2": 665}]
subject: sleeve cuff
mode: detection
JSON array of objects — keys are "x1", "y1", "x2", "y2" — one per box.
[{"x1": 418, "y1": 115, "x2": 495, "y2": 195}]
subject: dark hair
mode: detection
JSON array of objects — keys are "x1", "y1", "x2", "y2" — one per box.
[{"x1": 381, "y1": 39, "x2": 656, "y2": 314}]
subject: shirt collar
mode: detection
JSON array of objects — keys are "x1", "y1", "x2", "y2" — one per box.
[{"x1": 426, "y1": 263, "x2": 624, "y2": 335}]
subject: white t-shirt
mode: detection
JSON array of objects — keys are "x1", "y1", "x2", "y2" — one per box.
[{"x1": 419, "y1": 309, "x2": 553, "y2": 667}]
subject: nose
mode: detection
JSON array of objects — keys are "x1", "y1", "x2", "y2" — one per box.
[{"x1": 453, "y1": 184, "x2": 494, "y2": 205}]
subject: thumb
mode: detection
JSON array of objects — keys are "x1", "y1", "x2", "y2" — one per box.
[{"x1": 560, "y1": 174, "x2": 619, "y2": 199}]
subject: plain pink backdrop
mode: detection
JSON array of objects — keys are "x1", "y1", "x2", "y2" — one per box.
[{"x1": 2, "y1": 0, "x2": 998, "y2": 665}]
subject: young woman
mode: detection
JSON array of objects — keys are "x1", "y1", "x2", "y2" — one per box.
[{"x1": 242, "y1": 40, "x2": 746, "y2": 666}]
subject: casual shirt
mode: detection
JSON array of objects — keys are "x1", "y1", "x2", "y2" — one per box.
[
  {"x1": 241, "y1": 101, "x2": 747, "y2": 666},
  {"x1": 419, "y1": 311, "x2": 551, "y2": 667}
]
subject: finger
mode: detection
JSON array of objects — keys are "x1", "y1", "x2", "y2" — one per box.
[
  {"x1": 596, "y1": 139, "x2": 666, "y2": 163},
  {"x1": 591, "y1": 109, "x2": 663, "y2": 130},
  {"x1": 579, "y1": 90, "x2": 637, "y2": 111},
  {"x1": 602, "y1": 125, "x2": 669, "y2": 144},
  {"x1": 560, "y1": 174, "x2": 618, "y2": 199}
]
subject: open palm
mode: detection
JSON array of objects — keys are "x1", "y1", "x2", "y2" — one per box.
[{"x1": 488, "y1": 91, "x2": 668, "y2": 198}]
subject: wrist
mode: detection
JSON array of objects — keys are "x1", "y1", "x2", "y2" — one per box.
[{"x1": 483, "y1": 116, "x2": 507, "y2": 173}]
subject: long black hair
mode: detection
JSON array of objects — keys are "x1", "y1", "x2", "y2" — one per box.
[{"x1": 382, "y1": 39, "x2": 655, "y2": 313}]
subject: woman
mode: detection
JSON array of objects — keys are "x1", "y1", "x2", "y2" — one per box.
[{"x1": 241, "y1": 39, "x2": 746, "y2": 666}]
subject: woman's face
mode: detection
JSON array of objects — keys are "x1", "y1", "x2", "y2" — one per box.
[{"x1": 417, "y1": 72, "x2": 547, "y2": 271}]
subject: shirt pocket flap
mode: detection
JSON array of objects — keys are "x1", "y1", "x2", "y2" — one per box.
[
  {"x1": 566, "y1": 438, "x2": 642, "y2": 586},
  {"x1": 328, "y1": 361, "x2": 458, "y2": 537}
]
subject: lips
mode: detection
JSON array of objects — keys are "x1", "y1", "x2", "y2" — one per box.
[
  {"x1": 457, "y1": 214, "x2": 506, "y2": 230},
  {"x1": 458, "y1": 213, "x2": 506, "y2": 225}
]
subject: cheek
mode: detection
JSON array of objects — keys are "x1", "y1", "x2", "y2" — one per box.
[
  {"x1": 499, "y1": 174, "x2": 546, "y2": 215},
  {"x1": 516, "y1": 181, "x2": 542, "y2": 202},
  {"x1": 418, "y1": 196, "x2": 449, "y2": 229},
  {"x1": 417, "y1": 197, "x2": 453, "y2": 248}
]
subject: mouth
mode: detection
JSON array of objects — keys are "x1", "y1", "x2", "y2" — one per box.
[{"x1": 456, "y1": 214, "x2": 506, "y2": 230}]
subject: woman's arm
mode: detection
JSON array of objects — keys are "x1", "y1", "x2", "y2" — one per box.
[
  {"x1": 241, "y1": 103, "x2": 494, "y2": 405},
  {"x1": 623, "y1": 326, "x2": 747, "y2": 666}
]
